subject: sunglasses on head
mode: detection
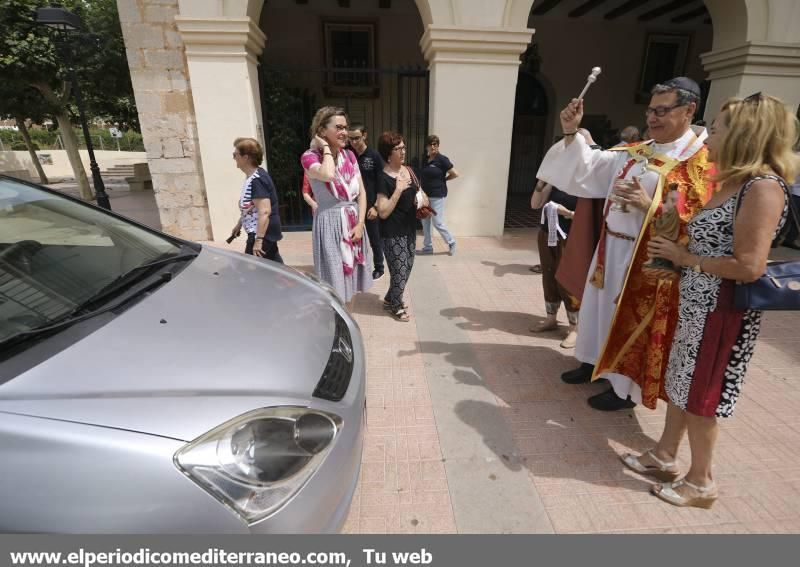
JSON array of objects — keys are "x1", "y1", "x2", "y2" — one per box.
[{"x1": 743, "y1": 91, "x2": 763, "y2": 104}]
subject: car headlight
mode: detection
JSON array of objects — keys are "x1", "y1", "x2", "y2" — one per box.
[
  {"x1": 174, "y1": 407, "x2": 341, "y2": 524},
  {"x1": 301, "y1": 271, "x2": 344, "y2": 305}
]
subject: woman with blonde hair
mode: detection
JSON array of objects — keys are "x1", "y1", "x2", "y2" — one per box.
[
  {"x1": 621, "y1": 93, "x2": 799, "y2": 509},
  {"x1": 301, "y1": 106, "x2": 372, "y2": 304}
]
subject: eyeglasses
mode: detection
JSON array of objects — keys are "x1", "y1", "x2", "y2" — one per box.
[
  {"x1": 393, "y1": 145, "x2": 407, "y2": 152},
  {"x1": 348, "y1": 135, "x2": 363, "y2": 142},
  {"x1": 645, "y1": 103, "x2": 686, "y2": 118},
  {"x1": 232, "y1": 151, "x2": 240, "y2": 158}
]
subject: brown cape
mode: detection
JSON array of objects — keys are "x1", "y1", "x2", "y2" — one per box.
[{"x1": 555, "y1": 198, "x2": 605, "y2": 301}]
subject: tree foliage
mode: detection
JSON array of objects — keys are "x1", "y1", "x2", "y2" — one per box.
[{"x1": 0, "y1": 0, "x2": 137, "y2": 128}]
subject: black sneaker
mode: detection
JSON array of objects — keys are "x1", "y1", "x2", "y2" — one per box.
[
  {"x1": 587, "y1": 387, "x2": 636, "y2": 411},
  {"x1": 560, "y1": 363, "x2": 594, "y2": 384},
  {"x1": 372, "y1": 269, "x2": 384, "y2": 280}
]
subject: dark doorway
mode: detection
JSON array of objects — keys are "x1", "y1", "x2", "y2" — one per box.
[
  {"x1": 506, "y1": 44, "x2": 549, "y2": 228},
  {"x1": 259, "y1": 65, "x2": 429, "y2": 230}
]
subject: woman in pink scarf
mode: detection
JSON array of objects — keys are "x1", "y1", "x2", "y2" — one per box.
[{"x1": 301, "y1": 107, "x2": 372, "y2": 304}]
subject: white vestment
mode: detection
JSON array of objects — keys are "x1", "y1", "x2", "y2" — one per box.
[{"x1": 536, "y1": 127, "x2": 707, "y2": 404}]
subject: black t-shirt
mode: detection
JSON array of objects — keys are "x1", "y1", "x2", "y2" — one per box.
[
  {"x1": 420, "y1": 154, "x2": 454, "y2": 198},
  {"x1": 356, "y1": 147, "x2": 384, "y2": 208},
  {"x1": 249, "y1": 168, "x2": 283, "y2": 242},
  {"x1": 540, "y1": 187, "x2": 577, "y2": 235},
  {"x1": 377, "y1": 170, "x2": 418, "y2": 238}
]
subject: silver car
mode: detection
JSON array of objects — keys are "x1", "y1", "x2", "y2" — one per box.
[{"x1": 0, "y1": 175, "x2": 365, "y2": 533}]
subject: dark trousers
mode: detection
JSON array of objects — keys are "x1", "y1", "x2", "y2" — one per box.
[
  {"x1": 538, "y1": 229, "x2": 580, "y2": 324},
  {"x1": 366, "y1": 216, "x2": 384, "y2": 272},
  {"x1": 382, "y1": 234, "x2": 415, "y2": 308},
  {"x1": 245, "y1": 233, "x2": 284, "y2": 263}
]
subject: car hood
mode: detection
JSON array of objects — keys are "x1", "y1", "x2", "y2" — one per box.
[{"x1": 0, "y1": 246, "x2": 344, "y2": 441}]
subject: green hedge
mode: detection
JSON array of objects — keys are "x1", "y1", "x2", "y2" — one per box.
[{"x1": 1, "y1": 127, "x2": 144, "y2": 152}]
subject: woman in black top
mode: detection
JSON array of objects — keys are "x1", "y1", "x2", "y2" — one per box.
[
  {"x1": 375, "y1": 131, "x2": 424, "y2": 322},
  {"x1": 419, "y1": 134, "x2": 459, "y2": 255},
  {"x1": 530, "y1": 179, "x2": 579, "y2": 348}
]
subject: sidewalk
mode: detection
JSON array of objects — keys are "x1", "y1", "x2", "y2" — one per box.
[
  {"x1": 49, "y1": 182, "x2": 800, "y2": 533},
  {"x1": 212, "y1": 232, "x2": 800, "y2": 534}
]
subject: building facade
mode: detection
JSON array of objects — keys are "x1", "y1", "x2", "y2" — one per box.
[{"x1": 118, "y1": 0, "x2": 800, "y2": 241}]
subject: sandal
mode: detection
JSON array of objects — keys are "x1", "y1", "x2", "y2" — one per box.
[
  {"x1": 389, "y1": 307, "x2": 410, "y2": 322},
  {"x1": 620, "y1": 449, "x2": 680, "y2": 482},
  {"x1": 651, "y1": 478, "x2": 718, "y2": 509},
  {"x1": 383, "y1": 299, "x2": 409, "y2": 311}
]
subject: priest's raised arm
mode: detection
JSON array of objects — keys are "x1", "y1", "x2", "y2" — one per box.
[{"x1": 536, "y1": 98, "x2": 626, "y2": 199}]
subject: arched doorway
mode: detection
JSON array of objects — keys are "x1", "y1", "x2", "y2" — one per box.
[
  {"x1": 505, "y1": 44, "x2": 549, "y2": 227},
  {"x1": 257, "y1": 0, "x2": 427, "y2": 229}
]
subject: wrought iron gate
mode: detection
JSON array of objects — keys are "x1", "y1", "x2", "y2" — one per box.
[{"x1": 259, "y1": 65, "x2": 429, "y2": 229}]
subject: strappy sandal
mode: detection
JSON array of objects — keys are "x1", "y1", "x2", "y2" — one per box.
[
  {"x1": 620, "y1": 449, "x2": 681, "y2": 482},
  {"x1": 651, "y1": 478, "x2": 718, "y2": 509},
  {"x1": 389, "y1": 306, "x2": 410, "y2": 322},
  {"x1": 383, "y1": 299, "x2": 409, "y2": 311}
]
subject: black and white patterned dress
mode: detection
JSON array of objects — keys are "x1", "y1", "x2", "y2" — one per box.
[{"x1": 664, "y1": 175, "x2": 788, "y2": 418}]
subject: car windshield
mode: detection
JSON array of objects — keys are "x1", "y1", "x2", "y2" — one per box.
[{"x1": 0, "y1": 177, "x2": 187, "y2": 343}]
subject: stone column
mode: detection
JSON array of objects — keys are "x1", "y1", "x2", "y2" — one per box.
[
  {"x1": 175, "y1": 16, "x2": 266, "y2": 240},
  {"x1": 421, "y1": 25, "x2": 533, "y2": 236},
  {"x1": 701, "y1": 43, "x2": 800, "y2": 120},
  {"x1": 118, "y1": 0, "x2": 211, "y2": 240},
  {"x1": 702, "y1": 0, "x2": 800, "y2": 120}
]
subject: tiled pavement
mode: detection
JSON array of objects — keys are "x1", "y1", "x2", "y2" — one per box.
[
  {"x1": 54, "y1": 185, "x2": 800, "y2": 534},
  {"x1": 210, "y1": 231, "x2": 800, "y2": 534}
]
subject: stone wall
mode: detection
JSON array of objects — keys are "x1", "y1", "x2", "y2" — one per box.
[{"x1": 117, "y1": 0, "x2": 211, "y2": 240}]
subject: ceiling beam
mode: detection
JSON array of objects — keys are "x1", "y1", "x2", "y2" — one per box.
[
  {"x1": 604, "y1": 0, "x2": 653, "y2": 20},
  {"x1": 295, "y1": 0, "x2": 308, "y2": 5},
  {"x1": 337, "y1": 0, "x2": 350, "y2": 7},
  {"x1": 531, "y1": 0, "x2": 564, "y2": 16},
  {"x1": 379, "y1": 0, "x2": 392, "y2": 9},
  {"x1": 671, "y1": 5, "x2": 708, "y2": 23},
  {"x1": 638, "y1": 0, "x2": 697, "y2": 22},
  {"x1": 569, "y1": 0, "x2": 611, "y2": 18}
]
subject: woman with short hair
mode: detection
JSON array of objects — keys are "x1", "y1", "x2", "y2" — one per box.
[
  {"x1": 622, "y1": 93, "x2": 799, "y2": 509},
  {"x1": 229, "y1": 137, "x2": 283, "y2": 263},
  {"x1": 375, "y1": 131, "x2": 423, "y2": 322},
  {"x1": 419, "y1": 134, "x2": 458, "y2": 255},
  {"x1": 301, "y1": 107, "x2": 372, "y2": 304}
]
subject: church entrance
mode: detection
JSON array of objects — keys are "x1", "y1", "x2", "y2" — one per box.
[{"x1": 505, "y1": 45, "x2": 549, "y2": 229}]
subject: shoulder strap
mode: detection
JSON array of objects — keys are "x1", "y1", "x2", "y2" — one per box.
[
  {"x1": 405, "y1": 165, "x2": 421, "y2": 190},
  {"x1": 733, "y1": 175, "x2": 799, "y2": 234}
]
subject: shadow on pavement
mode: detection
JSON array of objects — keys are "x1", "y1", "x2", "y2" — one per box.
[{"x1": 480, "y1": 261, "x2": 536, "y2": 277}]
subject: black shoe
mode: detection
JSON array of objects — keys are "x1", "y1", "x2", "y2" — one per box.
[
  {"x1": 587, "y1": 387, "x2": 636, "y2": 411},
  {"x1": 372, "y1": 269, "x2": 384, "y2": 280},
  {"x1": 561, "y1": 363, "x2": 594, "y2": 384}
]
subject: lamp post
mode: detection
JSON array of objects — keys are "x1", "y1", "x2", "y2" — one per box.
[{"x1": 36, "y1": 5, "x2": 111, "y2": 210}]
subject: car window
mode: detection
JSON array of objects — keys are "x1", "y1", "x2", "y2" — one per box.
[{"x1": 0, "y1": 178, "x2": 184, "y2": 342}]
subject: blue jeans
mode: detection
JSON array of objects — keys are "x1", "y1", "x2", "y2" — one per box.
[{"x1": 421, "y1": 197, "x2": 454, "y2": 250}]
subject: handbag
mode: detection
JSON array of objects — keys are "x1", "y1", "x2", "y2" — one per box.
[
  {"x1": 406, "y1": 166, "x2": 437, "y2": 220},
  {"x1": 733, "y1": 176, "x2": 800, "y2": 310}
]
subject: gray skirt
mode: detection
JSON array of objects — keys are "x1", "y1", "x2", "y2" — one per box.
[{"x1": 312, "y1": 201, "x2": 373, "y2": 303}]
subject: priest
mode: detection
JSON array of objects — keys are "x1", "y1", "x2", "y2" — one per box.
[{"x1": 536, "y1": 77, "x2": 714, "y2": 411}]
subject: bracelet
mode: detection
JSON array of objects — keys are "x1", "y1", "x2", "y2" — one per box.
[{"x1": 255, "y1": 236, "x2": 264, "y2": 241}]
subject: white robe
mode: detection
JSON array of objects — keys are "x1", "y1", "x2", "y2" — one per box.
[{"x1": 536, "y1": 127, "x2": 707, "y2": 404}]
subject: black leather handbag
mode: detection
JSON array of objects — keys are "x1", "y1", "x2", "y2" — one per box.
[{"x1": 733, "y1": 177, "x2": 800, "y2": 311}]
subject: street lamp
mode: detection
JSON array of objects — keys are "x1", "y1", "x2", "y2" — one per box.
[{"x1": 36, "y1": 5, "x2": 111, "y2": 210}]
